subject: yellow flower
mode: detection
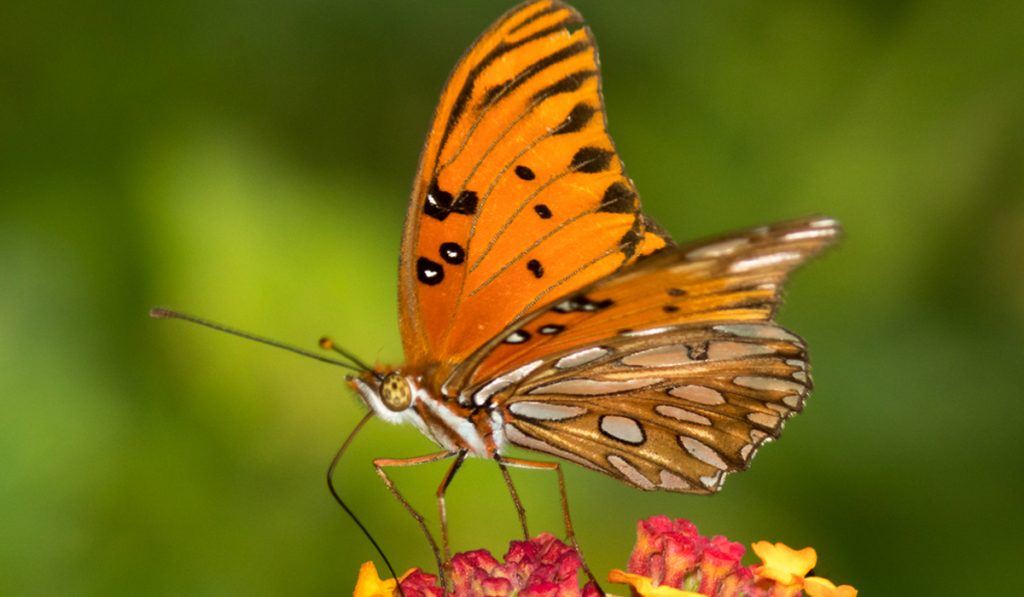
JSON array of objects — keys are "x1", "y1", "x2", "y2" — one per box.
[
  {"x1": 751, "y1": 541, "x2": 816, "y2": 586},
  {"x1": 804, "y1": 576, "x2": 859, "y2": 597},
  {"x1": 608, "y1": 569, "x2": 705, "y2": 597},
  {"x1": 353, "y1": 561, "x2": 397, "y2": 597},
  {"x1": 752, "y1": 541, "x2": 857, "y2": 596}
]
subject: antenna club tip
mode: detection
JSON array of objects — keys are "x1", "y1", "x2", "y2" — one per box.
[
  {"x1": 150, "y1": 307, "x2": 173, "y2": 319},
  {"x1": 319, "y1": 337, "x2": 334, "y2": 350}
]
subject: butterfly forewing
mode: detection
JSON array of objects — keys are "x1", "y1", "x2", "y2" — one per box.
[
  {"x1": 498, "y1": 322, "x2": 812, "y2": 493},
  {"x1": 399, "y1": 0, "x2": 670, "y2": 380},
  {"x1": 451, "y1": 216, "x2": 839, "y2": 388}
]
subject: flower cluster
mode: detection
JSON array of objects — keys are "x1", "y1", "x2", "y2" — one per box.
[
  {"x1": 355, "y1": 533, "x2": 599, "y2": 597},
  {"x1": 610, "y1": 516, "x2": 855, "y2": 597},
  {"x1": 353, "y1": 517, "x2": 855, "y2": 597}
]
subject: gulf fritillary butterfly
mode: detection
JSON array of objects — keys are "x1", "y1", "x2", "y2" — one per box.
[
  {"x1": 346, "y1": 0, "x2": 838, "y2": 579},
  {"x1": 157, "y1": 0, "x2": 839, "y2": 587}
]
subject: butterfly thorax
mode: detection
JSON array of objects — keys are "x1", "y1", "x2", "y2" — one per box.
[{"x1": 349, "y1": 368, "x2": 505, "y2": 457}]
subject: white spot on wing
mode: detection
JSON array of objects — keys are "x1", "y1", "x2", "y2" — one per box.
[
  {"x1": 555, "y1": 346, "x2": 609, "y2": 369},
  {"x1": 680, "y1": 436, "x2": 729, "y2": 470},
  {"x1": 707, "y1": 341, "x2": 776, "y2": 360},
  {"x1": 529, "y1": 377, "x2": 662, "y2": 396},
  {"x1": 700, "y1": 471, "x2": 725, "y2": 490},
  {"x1": 668, "y1": 385, "x2": 726, "y2": 405},
  {"x1": 655, "y1": 405, "x2": 712, "y2": 426},
  {"x1": 607, "y1": 455, "x2": 655, "y2": 489},
  {"x1": 734, "y1": 376, "x2": 806, "y2": 394},
  {"x1": 623, "y1": 327, "x2": 674, "y2": 338},
  {"x1": 729, "y1": 251, "x2": 803, "y2": 273},
  {"x1": 714, "y1": 324, "x2": 800, "y2": 342},
  {"x1": 747, "y1": 412, "x2": 780, "y2": 428},
  {"x1": 509, "y1": 402, "x2": 587, "y2": 421},
  {"x1": 783, "y1": 228, "x2": 836, "y2": 242},
  {"x1": 599, "y1": 415, "x2": 645, "y2": 444},
  {"x1": 782, "y1": 394, "x2": 802, "y2": 408},
  {"x1": 659, "y1": 470, "x2": 692, "y2": 491},
  {"x1": 621, "y1": 345, "x2": 692, "y2": 367},
  {"x1": 686, "y1": 237, "x2": 750, "y2": 260},
  {"x1": 503, "y1": 425, "x2": 592, "y2": 468},
  {"x1": 471, "y1": 360, "x2": 543, "y2": 406}
]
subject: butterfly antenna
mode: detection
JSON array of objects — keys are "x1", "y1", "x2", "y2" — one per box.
[
  {"x1": 329, "y1": 411, "x2": 407, "y2": 597},
  {"x1": 319, "y1": 337, "x2": 377, "y2": 377},
  {"x1": 150, "y1": 307, "x2": 366, "y2": 374}
]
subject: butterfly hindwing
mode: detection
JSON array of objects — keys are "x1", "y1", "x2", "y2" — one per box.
[
  {"x1": 399, "y1": 0, "x2": 670, "y2": 379},
  {"x1": 499, "y1": 322, "x2": 812, "y2": 493}
]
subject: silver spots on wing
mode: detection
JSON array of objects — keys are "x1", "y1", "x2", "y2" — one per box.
[
  {"x1": 706, "y1": 341, "x2": 776, "y2": 360},
  {"x1": 554, "y1": 347, "x2": 609, "y2": 370},
  {"x1": 504, "y1": 425, "x2": 592, "y2": 469},
  {"x1": 782, "y1": 394, "x2": 803, "y2": 408},
  {"x1": 659, "y1": 470, "x2": 691, "y2": 491},
  {"x1": 668, "y1": 385, "x2": 727, "y2": 406},
  {"x1": 747, "y1": 412, "x2": 780, "y2": 428},
  {"x1": 623, "y1": 326, "x2": 674, "y2": 338},
  {"x1": 529, "y1": 377, "x2": 663, "y2": 395},
  {"x1": 599, "y1": 415, "x2": 645, "y2": 444},
  {"x1": 729, "y1": 251, "x2": 803, "y2": 273},
  {"x1": 606, "y1": 455, "x2": 655, "y2": 490},
  {"x1": 686, "y1": 237, "x2": 750, "y2": 260},
  {"x1": 471, "y1": 360, "x2": 543, "y2": 406},
  {"x1": 509, "y1": 402, "x2": 587, "y2": 421},
  {"x1": 700, "y1": 471, "x2": 725, "y2": 490},
  {"x1": 714, "y1": 324, "x2": 800, "y2": 342},
  {"x1": 733, "y1": 376, "x2": 806, "y2": 394},
  {"x1": 655, "y1": 405, "x2": 712, "y2": 426},
  {"x1": 504, "y1": 330, "x2": 531, "y2": 344},
  {"x1": 680, "y1": 436, "x2": 729, "y2": 470},
  {"x1": 621, "y1": 345, "x2": 693, "y2": 367}
]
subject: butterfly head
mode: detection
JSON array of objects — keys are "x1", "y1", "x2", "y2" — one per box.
[{"x1": 347, "y1": 367, "x2": 424, "y2": 425}]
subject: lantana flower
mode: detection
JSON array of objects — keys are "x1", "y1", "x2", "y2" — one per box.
[{"x1": 352, "y1": 516, "x2": 856, "y2": 597}]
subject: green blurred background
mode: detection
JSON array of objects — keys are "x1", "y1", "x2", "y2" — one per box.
[{"x1": 3, "y1": 0, "x2": 1022, "y2": 594}]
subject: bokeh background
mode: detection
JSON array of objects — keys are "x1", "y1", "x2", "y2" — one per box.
[{"x1": 3, "y1": 0, "x2": 1023, "y2": 594}]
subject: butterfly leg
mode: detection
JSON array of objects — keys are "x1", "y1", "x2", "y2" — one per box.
[
  {"x1": 496, "y1": 455, "x2": 602, "y2": 591},
  {"x1": 495, "y1": 456, "x2": 530, "y2": 539},
  {"x1": 434, "y1": 449, "x2": 468, "y2": 563},
  {"x1": 373, "y1": 451, "x2": 457, "y2": 583}
]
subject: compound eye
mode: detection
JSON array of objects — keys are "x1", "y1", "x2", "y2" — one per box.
[{"x1": 379, "y1": 373, "x2": 411, "y2": 412}]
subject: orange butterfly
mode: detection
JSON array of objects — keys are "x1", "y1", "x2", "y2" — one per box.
[
  {"x1": 156, "y1": 0, "x2": 839, "y2": 588},
  {"x1": 345, "y1": 0, "x2": 838, "y2": 580}
]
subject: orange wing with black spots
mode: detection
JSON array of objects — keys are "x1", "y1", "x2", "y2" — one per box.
[
  {"x1": 448, "y1": 217, "x2": 840, "y2": 390},
  {"x1": 398, "y1": 0, "x2": 670, "y2": 379}
]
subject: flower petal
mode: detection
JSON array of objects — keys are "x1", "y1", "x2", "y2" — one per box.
[
  {"x1": 805, "y1": 576, "x2": 858, "y2": 597},
  {"x1": 608, "y1": 569, "x2": 705, "y2": 597},
  {"x1": 354, "y1": 561, "x2": 397, "y2": 597},
  {"x1": 751, "y1": 541, "x2": 817, "y2": 585}
]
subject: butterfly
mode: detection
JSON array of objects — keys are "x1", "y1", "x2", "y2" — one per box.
[{"x1": 335, "y1": 0, "x2": 839, "y2": 579}]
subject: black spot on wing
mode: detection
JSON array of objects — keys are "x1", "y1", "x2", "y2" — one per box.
[
  {"x1": 416, "y1": 257, "x2": 445, "y2": 286},
  {"x1": 527, "y1": 259, "x2": 544, "y2": 278},
  {"x1": 515, "y1": 165, "x2": 536, "y2": 180},
  {"x1": 439, "y1": 242, "x2": 465, "y2": 265},
  {"x1": 534, "y1": 204, "x2": 552, "y2": 219},
  {"x1": 553, "y1": 103, "x2": 596, "y2": 135},
  {"x1": 570, "y1": 146, "x2": 614, "y2": 173},
  {"x1": 599, "y1": 181, "x2": 636, "y2": 213},
  {"x1": 423, "y1": 179, "x2": 478, "y2": 221}
]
